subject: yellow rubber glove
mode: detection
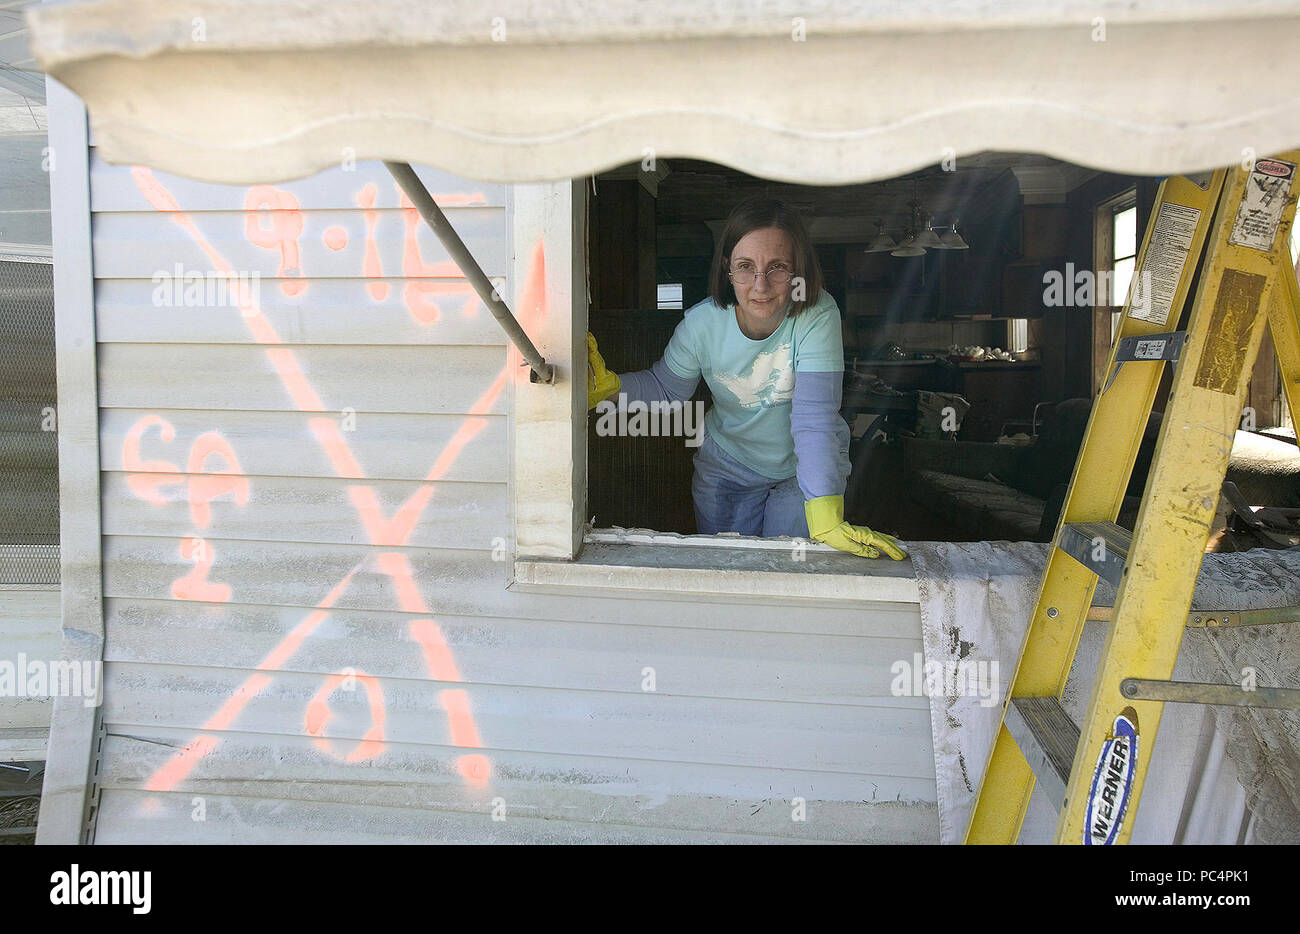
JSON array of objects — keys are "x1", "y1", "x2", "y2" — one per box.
[
  {"x1": 805, "y1": 495, "x2": 908, "y2": 560},
  {"x1": 587, "y1": 332, "x2": 621, "y2": 410}
]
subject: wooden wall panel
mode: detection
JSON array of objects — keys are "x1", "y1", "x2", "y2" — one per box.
[
  {"x1": 99, "y1": 408, "x2": 508, "y2": 483},
  {"x1": 95, "y1": 731, "x2": 937, "y2": 844},
  {"x1": 97, "y1": 344, "x2": 508, "y2": 414},
  {"x1": 101, "y1": 473, "x2": 506, "y2": 550},
  {"x1": 71, "y1": 149, "x2": 939, "y2": 845},
  {"x1": 89, "y1": 156, "x2": 507, "y2": 212},
  {"x1": 94, "y1": 787, "x2": 936, "y2": 844},
  {"x1": 92, "y1": 208, "x2": 507, "y2": 281},
  {"x1": 95, "y1": 278, "x2": 507, "y2": 345},
  {"x1": 101, "y1": 533, "x2": 921, "y2": 637},
  {"x1": 102, "y1": 597, "x2": 924, "y2": 707},
  {"x1": 98, "y1": 662, "x2": 935, "y2": 777}
]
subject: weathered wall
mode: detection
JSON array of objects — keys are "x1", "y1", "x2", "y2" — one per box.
[
  {"x1": 82, "y1": 152, "x2": 937, "y2": 843},
  {"x1": 0, "y1": 588, "x2": 61, "y2": 761}
]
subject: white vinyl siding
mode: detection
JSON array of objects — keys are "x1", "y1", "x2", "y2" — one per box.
[{"x1": 75, "y1": 153, "x2": 937, "y2": 844}]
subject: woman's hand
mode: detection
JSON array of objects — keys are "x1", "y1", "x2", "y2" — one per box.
[
  {"x1": 587, "y1": 332, "x2": 622, "y2": 411},
  {"x1": 805, "y1": 495, "x2": 908, "y2": 560}
]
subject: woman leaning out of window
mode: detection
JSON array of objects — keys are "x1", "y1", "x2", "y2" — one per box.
[{"x1": 587, "y1": 196, "x2": 907, "y2": 560}]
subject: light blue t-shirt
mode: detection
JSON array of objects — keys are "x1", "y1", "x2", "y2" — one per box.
[{"x1": 662, "y1": 289, "x2": 845, "y2": 479}]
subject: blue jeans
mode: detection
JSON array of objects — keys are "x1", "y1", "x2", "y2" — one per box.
[{"x1": 691, "y1": 431, "x2": 810, "y2": 537}]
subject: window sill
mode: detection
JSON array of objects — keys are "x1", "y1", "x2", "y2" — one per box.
[{"x1": 512, "y1": 529, "x2": 919, "y2": 605}]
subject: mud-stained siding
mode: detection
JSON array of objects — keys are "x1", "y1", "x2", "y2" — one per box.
[
  {"x1": 0, "y1": 588, "x2": 61, "y2": 760},
  {"x1": 84, "y1": 155, "x2": 937, "y2": 844}
]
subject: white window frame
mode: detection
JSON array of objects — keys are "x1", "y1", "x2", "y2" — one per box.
[
  {"x1": 1091, "y1": 187, "x2": 1137, "y2": 395},
  {"x1": 1098, "y1": 190, "x2": 1138, "y2": 340},
  {"x1": 507, "y1": 181, "x2": 918, "y2": 605}
]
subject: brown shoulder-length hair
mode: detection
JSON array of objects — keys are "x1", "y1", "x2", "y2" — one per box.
[{"x1": 708, "y1": 196, "x2": 824, "y2": 316}]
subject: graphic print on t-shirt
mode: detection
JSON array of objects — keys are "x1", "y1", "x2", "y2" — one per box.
[{"x1": 713, "y1": 340, "x2": 796, "y2": 409}]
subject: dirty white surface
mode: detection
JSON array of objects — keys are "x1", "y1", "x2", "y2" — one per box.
[
  {"x1": 42, "y1": 134, "x2": 949, "y2": 844},
  {"x1": 518, "y1": 529, "x2": 920, "y2": 604},
  {"x1": 908, "y1": 540, "x2": 1300, "y2": 844},
  {"x1": 0, "y1": 588, "x2": 61, "y2": 760},
  {"x1": 27, "y1": 2, "x2": 1300, "y2": 185}
]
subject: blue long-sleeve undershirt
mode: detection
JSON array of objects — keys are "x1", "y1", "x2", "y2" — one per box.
[
  {"x1": 617, "y1": 358, "x2": 699, "y2": 408},
  {"x1": 616, "y1": 362, "x2": 849, "y2": 501},
  {"x1": 790, "y1": 369, "x2": 851, "y2": 500}
]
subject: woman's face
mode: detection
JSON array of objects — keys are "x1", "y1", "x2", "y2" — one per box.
[{"x1": 729, "y1": 226, "x2": 795, "y2": 333}]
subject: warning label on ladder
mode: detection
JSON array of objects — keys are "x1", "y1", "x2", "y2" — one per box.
[
  {"x1": 1131, "y1": 202, "x2": 1200, "y2": 326},
  {"x1": 1229, "y1": 158, "x2": 1296, "y2": 252}
]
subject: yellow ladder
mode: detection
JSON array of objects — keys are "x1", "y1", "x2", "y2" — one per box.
[{"x1": 965, "y1": 154, "x2": 1300, "y2": 845}]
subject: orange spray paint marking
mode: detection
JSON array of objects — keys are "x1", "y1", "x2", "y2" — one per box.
[
  {"x1": 144, "y1": 568, "x2": 362, "y2": 792},
  {"x1": 132, "y1": 170, "x2": 319, "y2": 415},
  {"x1": 323, "y1": 225, "x2": 348, "y2": 252},
  {"x1": 258, "y1": 570, "x2": 362, "y2": 672},
  {"x1": 408, "y1": 619, "x2": 462, "y2": 682},
  {"x1": 397, "y1": 186, "x2": 464, "y2": 326},
  {"x1": 457, "y1": 754, "x2": 492, "y2": 783},
  {"x1": 513, "y1": 239, "x2": 550, "y2": 351},
  {"x1": 438, "y1": 690, "x2": 476, "y2": 746},
  {"x1": 338, "y1": 371, "x2": 505, "y2": 547},
  {"x1": 305, "y1": 669, "x2": 387, "y2": 762},
  {"x1": 244, "y1": 185, "x2": 307, "y2": 297},
  {"x1": 143, "y1": 672, "x2": 273, "y2": 793},
  {"x1": 348, "y1": 486, "x2": 433, "y2": 547},
  {"x1": 410, "y1": 622, "x2": 489, "y2": 785},
  {"x1": 185, "y1": 433, "x2": 250, "y2": 529},
  {"x1": 440, "y1": 690, "x2": 489, "y2": 785},
  {"x1": 172, "y1": 536, "x2": 231, "y2": 603},
  {"x1": 428, "y1": 414, "x2": 492, "y2": 483},
  {"x1": 143, "y1": 735, "x2": 222, "y2": 794},
  {"x1": 308, "y1": 416, "x2": 366, "y2": 479},
  {"x1": 265, "y1": 347, "x2": 327, "y2": 411},
  {"x1": 377, "y1": 554, "x2": 484, "y2": 780},
  {"x1": 122, "y1": 415, "x2": 184, "y2": 503},
  {"x1": 355, "y1": 183, "x2": 389, "y2": 301},
  {"x1": 129, "y1": 169, "x2": 527, "y2": 795}
]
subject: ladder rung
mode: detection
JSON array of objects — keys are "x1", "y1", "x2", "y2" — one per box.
[
  {"x1": 1086, "y1": 604, "x2": 1300, "y2": 627},
  {"x1": 1004, "y1": 697, "x2": 1079, "y2": 811},
  {"x1": 1058, "y1": 521, "x2": 1132, "y2": 589}
]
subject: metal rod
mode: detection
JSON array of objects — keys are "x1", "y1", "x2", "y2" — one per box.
[
  {"x1": 1086, "y1": 604, "x2": 1300, "y2": 628},
  {"x1": 1121, "y1": 677, "x2": 1300, "y2": 710},
  {"x1": 383, "y1": 161, "x2": 555, "y2": 384}
]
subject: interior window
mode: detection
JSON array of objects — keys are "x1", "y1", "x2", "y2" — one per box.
[
  {"x1": 656, "y1": 283, "x2": 683, "y2": 311},
  {"x1": 585, "y1": 158, "x2": 1185, "y2": 545},
  {"x1": 1110, "y1": 202, "x2": 1138, "y2": 341}
]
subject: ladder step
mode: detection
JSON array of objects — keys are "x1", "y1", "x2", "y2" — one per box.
[
  {"x1": 1004, "y1": 697, "x2": 1080, "y2": 811},
  {"x1": 1058, "y1": 521, "x2": 1132, "y2": 589}
]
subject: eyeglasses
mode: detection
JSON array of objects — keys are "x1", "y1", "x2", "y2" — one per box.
[{"x1": 728, "y1": 265, "x2": 794, "y2": 286}]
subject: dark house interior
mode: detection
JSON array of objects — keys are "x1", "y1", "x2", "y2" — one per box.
[{"x1": 586, "y1": 155, "x2": 1297, "y2": 545}]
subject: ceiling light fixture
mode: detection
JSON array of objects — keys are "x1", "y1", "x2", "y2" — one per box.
[{"x1": 866, "y1": 221, "x2": 898, "y2": 253}]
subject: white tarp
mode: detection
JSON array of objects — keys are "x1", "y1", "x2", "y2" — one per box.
[
  {"x1": 908, "y1": 540, "x2": 1300, "y2": 845},
  {"x1": 25, "y1": 0, "x2": 1300, "y2": 185}
]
